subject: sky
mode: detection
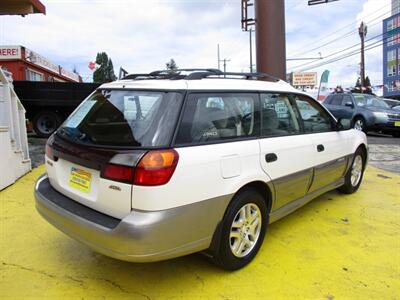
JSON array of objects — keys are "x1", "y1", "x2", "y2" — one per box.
[{"x1": 0, "y1": 0, "x2": 393, "y2": 87}]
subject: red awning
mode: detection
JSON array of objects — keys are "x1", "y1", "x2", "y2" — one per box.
[{"x1": 0, "y1": 0, "x2": 46, "y2": 16}]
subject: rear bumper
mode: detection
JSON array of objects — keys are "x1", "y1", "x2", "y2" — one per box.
[{"x1": 34, "y1": 174, "x2": 231, "y2": 262}]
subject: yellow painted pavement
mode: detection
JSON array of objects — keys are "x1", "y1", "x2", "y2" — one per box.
[{"x1": 1, "y1": 165, "x2": 399, "y2": 300}]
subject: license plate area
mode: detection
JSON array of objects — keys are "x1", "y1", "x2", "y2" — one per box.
[
  {"x1": 69, "y1": 167, "x2": 92, "y2": 193},
  {"x1": 395, "y1": 121, "x2": 400, "y2": 127}
]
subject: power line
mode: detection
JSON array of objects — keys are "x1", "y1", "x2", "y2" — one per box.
[
  {"x1": 295, "y1": 38, "x2": 386, "y2": 72},
  {"x1": 291, "y1": 9, "x2": 391, "y2": 59},
  {"x1": 291, "y1": 29, "x2": 390, "y2": 72},
  {"x1": 290, "y1": 2, "x2": 392, "y2": 57},
  {"x1": 295, "y1": 39, "x2": 383, "y2": 72},
  {"x1": 289, "y1": 2, "x2": 393, "y2": 57},
  {"x1": 290, "y1": 30, "x2": 386, "y2": 71}
]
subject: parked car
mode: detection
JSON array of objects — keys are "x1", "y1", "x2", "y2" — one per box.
[
  {"x1": 382, "y1": 98, "x2": 400, "y2": 109},
  {"x1": 34, "y1": 69, "x2": 368, "y2": 270},
  {"x1": 323, "y1": 92, "x2": 400, "y2": 137}
]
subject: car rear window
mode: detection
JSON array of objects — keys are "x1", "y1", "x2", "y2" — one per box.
[{"x1": 58, "y1": 89, "x2": 183, "y2": 147}]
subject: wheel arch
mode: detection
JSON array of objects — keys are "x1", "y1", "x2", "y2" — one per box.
[
  {"x1": 353, "y1": 114, "x2": 366, "y2": 122},
  {"x1": 205, "y1": 180, "x2": 273, "y2": 258},
  {"x1": 232, "y1": 180, "x2": 273, "y2": 214},
  {"x1": 356, "y1": 143, "x2": 368, "y2": 164}
]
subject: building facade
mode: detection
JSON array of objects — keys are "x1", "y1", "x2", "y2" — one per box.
[
  {"x1": 0, "y1": 45, "x2": 81, "y2": 82},
  {"x1": 383, "y1": 1, "x2": 400, "y2": 98}
]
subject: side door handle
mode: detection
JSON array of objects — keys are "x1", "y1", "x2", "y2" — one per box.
[
  {"x1": 317, "y1": 144, "x2": 325, "y2": 152},
  {"x1": 265, "y1": 153, "x2": 278, "y2": 163}
]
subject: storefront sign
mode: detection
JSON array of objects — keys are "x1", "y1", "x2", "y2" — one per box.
[
  {"x1": 25, "y1": 48, "x2": 59, "y2": 74},
  {"x1": 292, "y1": 72, "x2": 318, "y2": 86},
  {"x1": 0, "y1": 46, "x2": 21, "y2": 60}
]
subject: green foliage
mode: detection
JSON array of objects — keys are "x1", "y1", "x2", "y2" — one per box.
[
  {"x1": 365, "y1": 76, "x2": 371, "y2": 87},
  {"x1": 355, "y1": 77, "x2": 361, "y2": 87},
  {"x1": 166, "y1": 58, "x2": 178, "y2": 71},
  {"x1": 93, "y1": 52, "x2": 117, "y2": 83}
]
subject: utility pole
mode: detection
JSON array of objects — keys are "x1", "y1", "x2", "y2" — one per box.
[
  {"x1": 217, "y1": 44, "x2": 221, "y2": 70},
  {"x1": 358, "y1": 21, "x2": 367, "y2": 92},
  {"x1": 217, "y1": 44, "x2": 230, "y2": 75},
  {"x1": 241, "y1": 0, "x2": 338, "y2": 79},
  {"x1": 249, "y1": 28, "x2": 253, "y2": 73},
  {"x1": 255, "y1": 0, "x2": 286, "y2": 79},
  {"x1": 220, "y1": 58, "x2": 231, "y2": 76}
]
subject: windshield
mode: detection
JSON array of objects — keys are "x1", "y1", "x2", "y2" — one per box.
[
  {"x1": 58, "y1": 89, "x2": 183, "y2": 147},
  {"x1": 354, "y1": 94, "x2": 391, "y2": 109}
]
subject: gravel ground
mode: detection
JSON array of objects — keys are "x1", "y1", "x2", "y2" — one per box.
[
  {"x1": 28, "y1": 133, "x2": 400, "y2": 173},
  {"x1": 28, "y1": 135, "x2": 46, "y2": 168}
]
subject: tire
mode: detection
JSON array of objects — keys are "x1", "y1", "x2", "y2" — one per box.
[
  {"x1": 211, "y1": 188, "x2": 268, "y2": 270},
  {"x1": 338, "y1": 148, "x2": 366, "y2": 194},
  {"x1": 392, "y1": 132, "x2": 400, "y2": 138},
  {"x1": 352, "y1": 116, "x2": 366, "y2": 132},
  {"x1": 32, "y1": 111, "x2": 62, "y2": 138}
]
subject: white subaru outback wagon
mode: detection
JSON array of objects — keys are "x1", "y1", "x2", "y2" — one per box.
[{"x1": 35, "y1": 69, "x2": 368, "y2": 270}]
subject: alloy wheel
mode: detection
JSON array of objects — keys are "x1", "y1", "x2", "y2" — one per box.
[{"x1": 229, "y1": 203, "x2": 262, "y2": 258}]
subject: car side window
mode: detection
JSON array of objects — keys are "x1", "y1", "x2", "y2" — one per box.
[
  {"x1": 330, "y1": 95, "x2": 344, "y2": 105},
  {"x1": 175, "y1": 93, "x2": 259, "y2": 145},
  {"x1": 260, "y1": 93, "x2": 300, "y2": 136},
  {"x1": 293, "y1": 95, "x2": 333, "y2": 133},
  {"x1": 342, "y1": 95, "x2": 353, "y2": 106}
]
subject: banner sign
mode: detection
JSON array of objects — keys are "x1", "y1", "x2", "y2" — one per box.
[{"x1": 317, "y1": 70, "x2": 330, "y2": 101}]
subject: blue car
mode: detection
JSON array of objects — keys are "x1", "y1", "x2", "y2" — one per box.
[{"x1": 323, "y1": 92, "x2": 400, "y2": 137}]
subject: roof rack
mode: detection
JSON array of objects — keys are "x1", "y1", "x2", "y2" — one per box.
[{"x1": 121, "y1": 68, "x2": 281, "y2": 82}]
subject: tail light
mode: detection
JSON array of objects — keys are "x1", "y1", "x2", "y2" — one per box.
[
  {"x1": 134, "y1": 149, "x2": 179, "y2": 186},
  {"x1": 101, "y1": 149, "x2": 179, "y2": 186},
  {"x1": 102, "y1": 163, "x2": 134, "y2": 184},
  {"x1": 45, "y1": 135, "x2": 57, "y2": 161}
]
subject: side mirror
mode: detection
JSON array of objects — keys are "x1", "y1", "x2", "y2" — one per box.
[
  {"x1": 336, "y1": 118, "x2": 352, "y2": 131},
  {"x1": 344, "y1": 101, "x2": 354, "y2": 108}
]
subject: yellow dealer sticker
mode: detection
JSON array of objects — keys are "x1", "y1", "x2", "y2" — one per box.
[
  {"x1": 395, "y1": 121, "x2": 400, "y2": 127},
  {"x1": 69, "y1": 167, "x2": 91, "y2": 193}
]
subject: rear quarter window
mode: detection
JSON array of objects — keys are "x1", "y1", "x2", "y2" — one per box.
[{"x1": 175, "y1": 93, "x2": 259, "y2": 145}]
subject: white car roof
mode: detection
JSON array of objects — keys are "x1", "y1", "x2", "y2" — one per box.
[{"x1": 100, "y1": 78, "x2": 306, "y2": 96}]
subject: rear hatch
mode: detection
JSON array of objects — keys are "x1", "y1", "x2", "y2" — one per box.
[{"x1": 45, "y1": 89, "x2": 184, "y2": 219}]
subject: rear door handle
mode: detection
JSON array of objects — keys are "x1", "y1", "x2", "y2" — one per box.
[
  {"x1": 265, "y1": 153, "x2": 278, "y2": 163},
  {"x1": 317, "y1": 144, "x2": 325, "y2": 152}
]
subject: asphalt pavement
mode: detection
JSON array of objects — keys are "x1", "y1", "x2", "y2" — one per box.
[{"x1": 367, "y1": 133, "x2": 400, "y2": 173}]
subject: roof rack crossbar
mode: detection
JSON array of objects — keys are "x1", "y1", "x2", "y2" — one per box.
[
  {"x1": 149, "y1": 68, "x2": 222, "y2": 76},
  {"x1": 121, "y1": 69, "x2": 281, "y2": 82},
  {"x1": 122, "y1": 73, "x2": 153, "y2": 80}
]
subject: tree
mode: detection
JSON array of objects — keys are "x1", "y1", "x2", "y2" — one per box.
[
  {"x1": 355, "y1": 77, "x2": 361, "y2": 88},
  {"x1": 365, "y1": 76, "x2": 371, "y2": 87},
  {"x1": 93, "y1": 52, "x2": 117, "y2": 83},
  {"x1": 166, "y1": 58, "x2": 178, "y2": 71}
]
